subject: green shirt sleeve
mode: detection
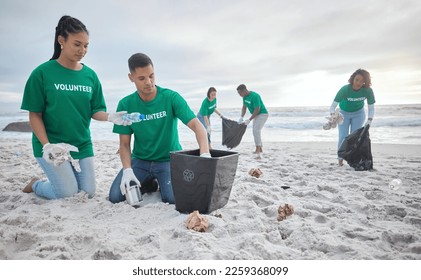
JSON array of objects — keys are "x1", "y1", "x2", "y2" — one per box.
[
  {"x1": 21, "y1": 67, "x2": 46, "y2": 112},
  {"x1": 173, "y1": 92, "x2": 196, "y2": 125}
]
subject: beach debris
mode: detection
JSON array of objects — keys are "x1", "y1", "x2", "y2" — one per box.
[
  {"x1": 389, "y1": 179, "x2": 402, "y2": 190},
  {"x1": 277, "y1": 204, "x2": 294, "y2": 221},
  {"x1": 323, "y1": 108, "x2": 344, "y2": 130},
  {"x1": 249, "y1": 168, "x2": 263, "y2": 178},
  {"x1": 186, "y1": 210, "x2": 209, "y2": 232},
  {"x1": 43, "y1": 143, "x2": 81, "y2": 172}
]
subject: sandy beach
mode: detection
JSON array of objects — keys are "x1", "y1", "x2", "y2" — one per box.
[{"x1": 0, "y1": 138, "x2": 420, "y2": 260}]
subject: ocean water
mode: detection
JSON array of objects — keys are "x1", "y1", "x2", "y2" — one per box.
[{"x1": 1, "y1": 104, "x2": 420, "y2": 145}]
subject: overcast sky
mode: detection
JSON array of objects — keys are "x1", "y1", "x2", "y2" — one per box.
[{"x1": 1, "y1": 0, "x2": 420, "y2": 113}]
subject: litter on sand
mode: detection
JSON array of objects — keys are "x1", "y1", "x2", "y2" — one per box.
[
  {"x1": 186, "y1": 210, "x2": 209, "y2": 232},
  {"x1": 277, "y1": 204, "x2": 294, "y2": 221},
  {"x1": 249, "y1": 168, "x2": 263, "y2": 178}
]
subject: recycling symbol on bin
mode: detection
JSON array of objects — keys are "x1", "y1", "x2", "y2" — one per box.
[{"x1": 183, "y1": 169, "x2": 194, "y2": 182}]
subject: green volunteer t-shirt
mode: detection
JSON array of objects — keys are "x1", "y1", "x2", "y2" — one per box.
[
  {"x1": 198, "y1": 97, "x2": 217, "y2": 117},
  {"x1": 334, "y1": 84, "x2": 376, "y2": 112},
  {"x1": 20, "y1": 60, "x2": 106, "y2": 159},
  {"x1": 113, "y1": 86, "x2": 196, "y2": 162},
  {"x1": 243, "y1": 91, "x2": 268, "y2": 115}
]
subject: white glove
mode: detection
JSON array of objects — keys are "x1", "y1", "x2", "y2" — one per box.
[
  {"x1": 120, "y1": 168, "x2": 140, "y2": 195},
  {"x1": 206, "y1": 125, "x2": 212, "y2": 134},
  {"x1": 42, "y1": 143, "x2": 81, "y2": 172},
  {"x1": 244, "y1": 119, "x2": 251, "y2": 125},
  {"x1": 108, "y1": 111, "x2": 132, "y2": 126},
  {"x1": 43, "y1": 143, "x2": 67, "y2": 164},
  {"x1": 200, "y1": 152, "x2": 212, "y2": 158},
  {"x1": 238, "y1": 117, "x2": 243, "y2": 124},
  {"x1": 366, "y1": 118, "x2": 372, "y2": 126}
]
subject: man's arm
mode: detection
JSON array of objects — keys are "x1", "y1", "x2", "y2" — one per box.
[
  {"x1": 187, "y1": 118, "x2": 210, "y2": 155},
  {"x1": 249, "y1": 106, "x2": 261, "y2": 121},
  {"x1": 241, "y1": 104, "x2": 247, "y2": 118},
  {"x1": 119, "y1": 134, "x2": 132, "y2": 169}
]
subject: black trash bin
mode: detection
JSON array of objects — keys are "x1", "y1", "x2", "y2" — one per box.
[{"x1": 170, "y1": 149, "x2": 239, "y2": 214}]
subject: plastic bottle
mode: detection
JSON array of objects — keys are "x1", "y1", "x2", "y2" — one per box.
[{"x1": 122, "y1": 112, "x2": 145, "y2": 123}]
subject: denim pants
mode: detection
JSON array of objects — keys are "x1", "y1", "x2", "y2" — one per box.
[
  {"x1": 197, "y1": 113, "x2": 211, "y2": 144},
  {"x1": 253, "y1": 113, "x2": 269, "y2": 147},
  {"x1": 109, "y1": 158, "x2": 174, "y2": 204},
  {"x1": 33, "y1": 157, "x2": 96, "y2": 199},
  {"x1": 338, "y1": 108, "x2": 366, "y2": 151}
]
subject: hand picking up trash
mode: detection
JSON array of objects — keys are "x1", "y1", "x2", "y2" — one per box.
[
  {"x1": 323, "y1": 108, "x2": 344, "y2": 130},
  {"x1": 42, "y1": 143, "x2": 81, "y2": 172}
]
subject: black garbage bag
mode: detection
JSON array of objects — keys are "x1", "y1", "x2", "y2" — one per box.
[
  {"x1": 338, "y1": 124, "x2": 373, "y2": 171},
  {"x1": 222, "y1": 118, "x2": 247, "y2": 149}
]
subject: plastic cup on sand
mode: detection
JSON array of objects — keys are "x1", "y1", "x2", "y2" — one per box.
[{"x1": 389, "y1": 179, "x2": 402, "y2": 190}]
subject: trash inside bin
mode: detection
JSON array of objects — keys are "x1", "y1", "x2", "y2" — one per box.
[{"x1": 170, "y1": 149, "x2": 239, "y2": 214}]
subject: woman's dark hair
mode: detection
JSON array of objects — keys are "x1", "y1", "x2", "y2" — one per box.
[
  {"x1": 50, "y1": 15, "x2": 89, "y2": 60},
  {"x1": 128, "y1": 53, "x2": 154, "y2": 72},
  {"x1": 207, "y1": 87, "x2": 217, "y2": 98},
  {"x1": 348, "y1": 69, "x2": 372, "y2": 88}
]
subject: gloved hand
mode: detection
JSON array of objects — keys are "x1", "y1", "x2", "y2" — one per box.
[
  {"x1": 108, "y1": 111, "x2": 132, "y2": 126},
  {"x1": 219, "y1": 114, "x2": 224, "y2": 119},
  {"x1": 366, "y1": 118, "x2": 373, "y2": 126},
  {"x1": 238, "y1": 117, "x2": 244, "y2": 124},
  {"x1": 206, "y1": 125, "x2": 212, "y2": 134},
  {"x1": 244, "y1": 119, "x2": 251, "y2": 125},
  {"x1": 43, "y1": 143, "x2": 67, "y2": 164},
  {"x1": 200, "y1": 152, "x2": 212, "y2": 158},
  {"x1": 42, "y1": 143, "x2": 81, "y2": 171},
  {"x1": 120, "y1": 168, "x2": 140, "y2": 195}
]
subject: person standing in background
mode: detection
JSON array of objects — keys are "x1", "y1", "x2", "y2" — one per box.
[
  {"x1": 328, "y1": 69, "x2": 376, "y2": 166},
  {"x1": 237, "y1": 84, "x2": 269, "y2": 157},
  {"x1": 197, "y1": 87, "x2": 223, "y2": 149},
  {"x1": 20, "y1": 15, "x2": 128, "y2": 199}
]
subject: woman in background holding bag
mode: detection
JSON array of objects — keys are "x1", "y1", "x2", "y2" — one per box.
[{"x1": 328, "y1": 69, "x2": 376, "y2": 166}]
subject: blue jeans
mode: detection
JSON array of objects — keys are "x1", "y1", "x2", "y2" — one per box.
[
  {"x1": 197, "y1": 113, "x2": 211, "y2": 144},
  {"x1": 338, "y1": 108, "x2": 366, "y2": 151},
  {"x1": 109, "y1": 158, "x2": 174, "y2": 204},
  {"x1": 33, "y1": 157, "x2": 96, "y2": 199}
]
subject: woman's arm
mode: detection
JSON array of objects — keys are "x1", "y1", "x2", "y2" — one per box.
[
  {"x1": 203, "y1": 116, "x2": 210, "y2": 127},
  {"x1": 92, "y1": 111, "x2": 108, "y2": 121},
  {"x1": 29, "y1": 112, "x2": 49, "y2": 145},
  {"x1": 329, "y1": 101, "x2": 339, "y2": 114}
]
